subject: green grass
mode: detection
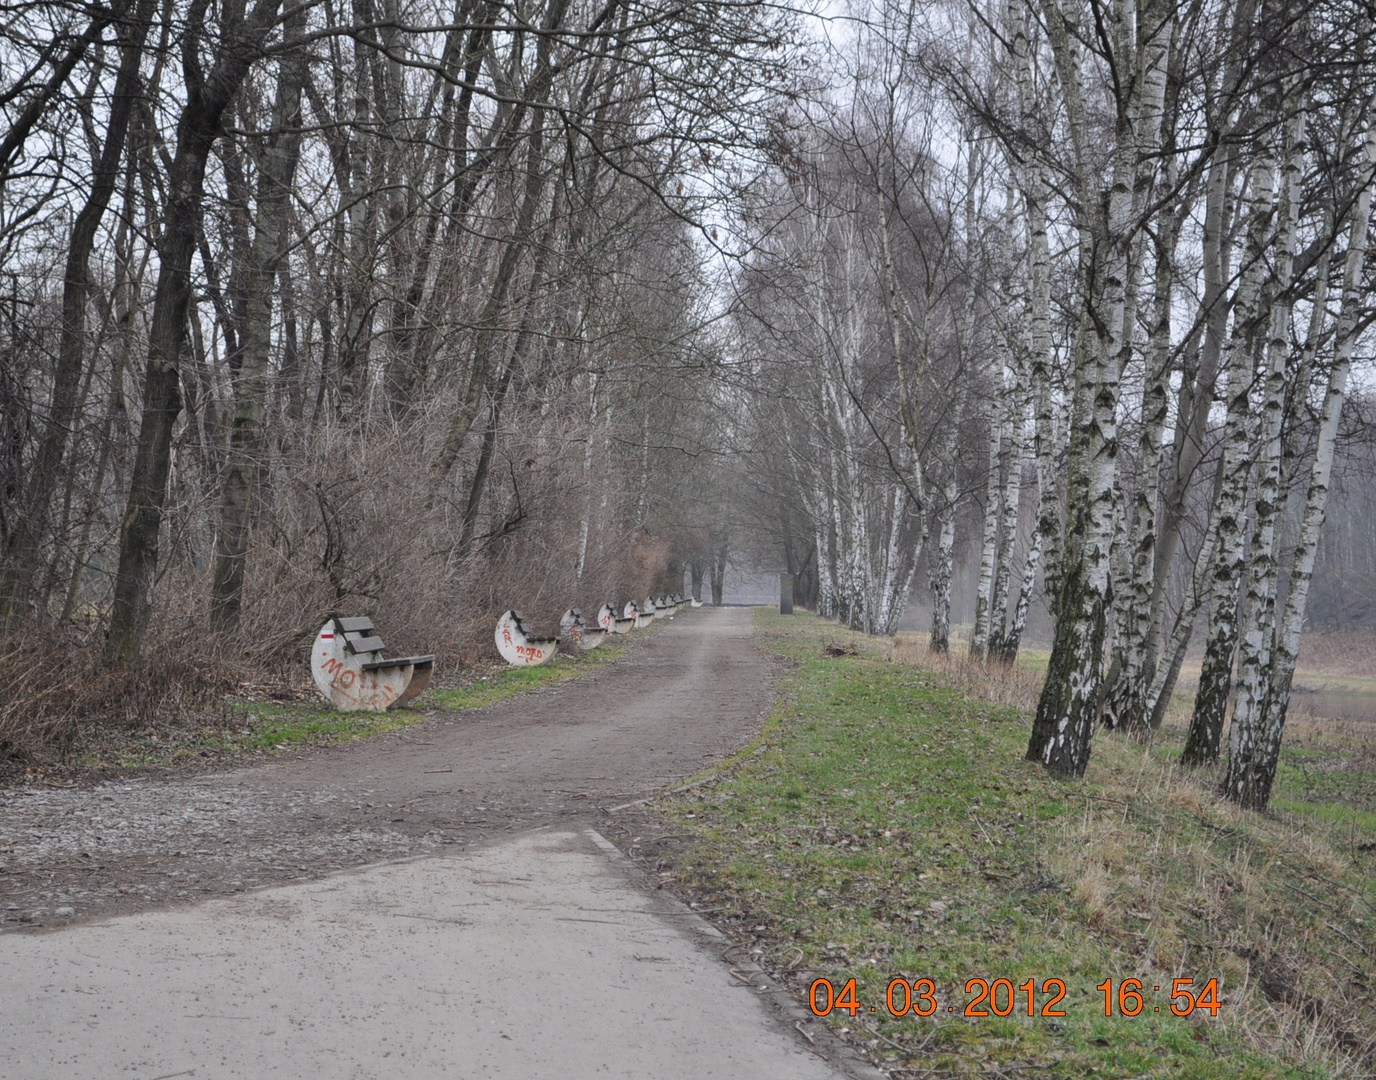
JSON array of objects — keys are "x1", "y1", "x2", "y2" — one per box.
[
  {"x1": 1288, "y1": 673, "x2": 1376, "y2": 695},
  {"x1": 427, "y1": 654, "x2": 595, "y2": 709},
  {"x1": 231, "y1": 702, "x2": 419, "y2": 750},
  {"x1": 71, "y1": 699, "x2": 414, "y2": 768},
  {"x1": 650, "y1": 610, "x2": 1374, "y2": 1079},
  {"x1": 426, "y1": 629, "x2": 638, "y2": 709}
]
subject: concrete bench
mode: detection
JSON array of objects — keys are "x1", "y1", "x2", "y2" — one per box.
[
  {"x1": 624, "y1": 600, "x2": 654, "y2": 629},
  {"x1": 496, "y1": 610, "x2": 558, "y2": 666},
  {"x1": 597, "y1": 603, "x2": 635, "y2": 634},
  {"x1": 311, "y1": 616, "x2": 434, "y2": 712},
  {"x1": 561, "y1": 608, "x2": 607, "y2": 651}
]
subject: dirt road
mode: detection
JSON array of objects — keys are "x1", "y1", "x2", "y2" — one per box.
[
  {"x1": 1, "y1": 607, "x2": 773, "y2": 929},
  {"x1": 0, "y1": 608, "x2": 885, "y2": 1078}
]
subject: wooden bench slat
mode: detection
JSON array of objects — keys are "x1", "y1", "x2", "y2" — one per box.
[
  {"x1": 345, "y1": 634, "x2": 386, "y2": 654},
  {"x1": 337, "y1": 616, "x2": 376, "y2": 633}
]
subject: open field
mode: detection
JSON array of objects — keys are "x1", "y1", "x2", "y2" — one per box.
[{"x1": 623, "y1": 611, "x2": 1376, "y2": 1079}]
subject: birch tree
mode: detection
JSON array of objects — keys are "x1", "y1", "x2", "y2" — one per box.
[
  {"x1": 1025, "y1": 0, "x2": 1166, "y2": 776},
  {"x1": 1223, "y1": 116, "x2": 1376, "y2": 809}
]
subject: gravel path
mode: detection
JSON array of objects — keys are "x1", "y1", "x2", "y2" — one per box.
[{"x1": 0, "y1": 606, "x2": 774, "y2": 931}]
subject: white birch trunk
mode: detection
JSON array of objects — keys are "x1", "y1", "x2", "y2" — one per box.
[
  {"x1": 970, "y1": 381, "x2": 1004, "y2": 659},
  {"x1": 989, "y1": 352, "x2": 1028, "y2": 659},
  {"x1": 1026, "y1": 0, "x2": 1131, "y2": 776},
  {"x1": 1224, "y1": 123, "x2": 1376, "y2": 808},
  {"x1": 1117, "y1": 195, "x2": 1178, "y2": 730},
  {"x1": 574, "y1": 372, "x2": 599, "y2": 584},
  {"x1": 929, "y1": 438, "x2": 958, "y2": 652},
  {"x1": 1002, "y1": 525, "x2": 1042, "y2": 663},
  {"x1": 880, "y1": 195, "x2": 926, "y2": 638},
  {"x1": 634, "y1": 408, "x2": 650, "y2": 527},
  {"x1": 1182, "y1": 153, "x2": 1276, "y2": 767},
  {"x1": 1112, "y1": 15, "x2": 1174, "y2": 729},
  {"x1": 1228, "y1": 107, "x2": 1306, "y2": 753},
  {"x1": 1009, "y1": 0, "x2": 1061, "y2": 619}
]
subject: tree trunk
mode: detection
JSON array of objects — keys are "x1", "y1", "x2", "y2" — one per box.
[
  {"x1": 1, "y1": 0, "x2": 153, "y2": 627},
  {"x1": 1026, "y1": 0, "x2": 1132, "y2": 777},
  {"x1": 209, "y1": 6, "x2": 308, "y2": 632},
  {"x1": 1116, "y1": 173, "x2": 1181, "y2": 732},
  {"x1": 970, "y1": 390, "x2": 1003, "y2": 659},
  {"x1": 1222, "y1": 123, "x2": 1374, "y2": 809},
  {"x1": 1181, "y1": 153, "x2": 1276, "y2": 767},
  {"x1": 988, "y1": 349, "x2": 1027, "y2": 660},
  {"x1": 106, "y1": 0, "x2": 284, "y2": 663},
  {"x1": 1024, "y1": 331, "x2": 1115, "y2": 777},
  {"x1": 710, "y1": 534, "x2": 727, "y2": 606},
  {"x1": 456, "y1": 255, "x2": 548, "y2": 562},
  {"x1": 1144, "y1": 0, "x2": 1259, "y2": 685},
  {"x1": 336, "y1": 0, "x2": 379, "y2": 420},
  {"x1": 1226, "y1": 105, "x2": 1306, "y2": 763},
  {"x1": 928, "y1": 474, "x2": 956, "y2": 652},
  {"x1": 1000, "y1": 524, "x2": 1041, "y2": 665},
  {"x1": 574, "y1": 372, "x2": 599, "y2": 585},
  {"x1": 1009, "y1": 0, "x2": 1060, "y2": 622}
]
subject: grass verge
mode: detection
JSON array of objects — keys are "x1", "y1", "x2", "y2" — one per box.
[
  {"x1": 637, "y1": 610, "x2": 1374, "y2": 1079},
  {"x1": 63, "y1": 634, "x2": 634, "y2": 773}
]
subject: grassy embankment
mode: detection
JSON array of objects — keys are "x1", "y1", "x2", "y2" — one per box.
[
  {"x1": 70, "y1": 632, "x2": 634, "y2": 770},
  {"x1": 650, "y1": 610, "x2": 1374, "y2": 1079}
]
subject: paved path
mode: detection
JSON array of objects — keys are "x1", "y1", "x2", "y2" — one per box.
[
  {"x1": 1, "y1": 609, "x2": 875, "y2": 1078},
  {"x1": 3, "y1": 829, "x2": 847, "y2": 1079}
]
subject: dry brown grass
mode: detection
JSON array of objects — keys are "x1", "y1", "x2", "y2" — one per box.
[
  {"x1": 1043, "y1": 736, "x2": 1376, "y2": 1076},
  {"x1": 0, "y1": 627, "x2": 233, "y2": 767},
  {"x1": 887, "y1": 633, "x2": 1045, "y2": 711},
  {"x1": 877, "y1": 625, "x2": 1376, "y2": 1077}
]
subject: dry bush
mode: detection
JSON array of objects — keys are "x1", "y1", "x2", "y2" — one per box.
[
  {"x1": 0, "y1": 628, "x2": 232, "y2": 765},
  {"x1": 1291, "y1": 629, "x2": 1376, "y2": 675},
  {"x1": 11, "y1": 407, "x2": 681, "y2": 762}
]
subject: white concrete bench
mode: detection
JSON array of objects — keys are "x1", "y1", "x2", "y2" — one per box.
[
  {"x1": 495, "y1": 610, "x2": 559, "y2": 666},
  {"x1": 311, "y1": 617, "x2": 434, "y2": 712},
  {"x1": 561, "y1": 608, "x2": 607, "y2": 650},
  {"x1": 597, "y1": 603, "x2": 635, "y2": 634}
]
